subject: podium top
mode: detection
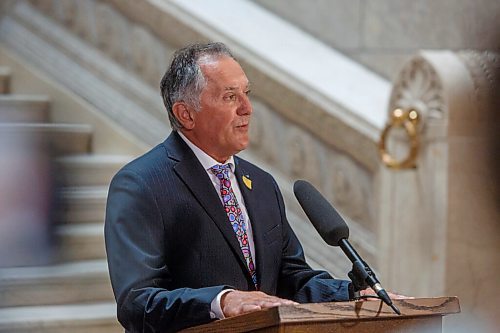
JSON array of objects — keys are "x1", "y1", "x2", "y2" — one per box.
[{"x1": 181, "y1": 297, "x2": 460, "y2": 333}]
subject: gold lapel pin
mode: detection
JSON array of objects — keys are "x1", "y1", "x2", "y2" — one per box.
[{"x1": 242, "y1": 175, "x2": 252, "y2": 190}]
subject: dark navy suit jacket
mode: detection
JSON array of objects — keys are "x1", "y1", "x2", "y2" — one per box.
[{"x1": 105, "y1": 131, "x2": 350, "y2": 333}]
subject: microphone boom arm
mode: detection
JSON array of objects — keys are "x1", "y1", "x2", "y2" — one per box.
[{"x1": 340, "y1": 239, "x2": 401, "y2": 315}]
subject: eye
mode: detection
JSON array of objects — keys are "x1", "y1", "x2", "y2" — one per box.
[
  {"x1": 245, "y1": 89, "x2": 251, "y2": 96},
  {"x1": 223, "y1": 94, "x2": 237, "y2": 101}
]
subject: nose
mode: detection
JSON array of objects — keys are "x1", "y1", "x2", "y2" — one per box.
[{"x1": 237, "y1": 94, "x2": 252, "y2": 116}]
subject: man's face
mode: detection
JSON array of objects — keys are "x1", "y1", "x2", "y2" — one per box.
[{"x1": 188, "y1": 56, "x2": 252, "y2": 162}]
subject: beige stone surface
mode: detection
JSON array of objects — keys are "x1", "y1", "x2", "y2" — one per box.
[
  {"x1": 0, "y1": 302, "x2": 122, "y2": 333},
  {"x1": 251, "y1": 0, "x2": 500, "y2": 79},
  {"x1": 446, "y1": 137, "x2": 500, "y2": 331},
  {"x1": 0, "y1": 47, "x2": 146, "y2": 155},
  {"x1": 362, "y1": 0, "x2": 496, "y2": 49},
  {"x1": 0, "y1": 260, "x2": 113, "y2": 307},
  {"x1": 252, "y1": 0, "x2": 361, "y2": 49},
  {"x1": 380, "y1": 49, "x2": 500, "y2": 331},
  {"x1": 349, "y1": 52, "x2": 413, "y2": 81}
]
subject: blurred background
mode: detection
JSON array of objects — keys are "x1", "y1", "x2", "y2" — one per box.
[{"x1": 0, "y1": 0, "x2": 498, "y2": 332}]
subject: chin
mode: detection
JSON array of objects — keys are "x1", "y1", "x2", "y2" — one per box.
[
  {"x1": 233, "y1": 141, "x2": 249, "y2": 154},
  {"x1": 235, "y1": 133, "x2": 249, "y2": 146},
  {"x1": 240, "y1": 138, "x2": 250, "y2": 149}
]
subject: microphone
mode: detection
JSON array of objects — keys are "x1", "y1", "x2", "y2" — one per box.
[{"x1": 293, "y1": 180, "x2": 400, "y2": 315}]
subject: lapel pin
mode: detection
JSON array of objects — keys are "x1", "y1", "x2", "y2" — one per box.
[{"x1": 242, "y1": 175, "x2": 252, "y2": 190}]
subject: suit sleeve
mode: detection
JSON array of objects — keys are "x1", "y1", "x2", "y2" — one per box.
[
  {"x1": 272, "y1": 180, "x2": 352, "y2": 303},
  {"x1": 104, "y1": 169, "x2": 227, "y2": 333}
]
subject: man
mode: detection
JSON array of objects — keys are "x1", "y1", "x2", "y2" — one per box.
[{"x1": 105, "y1": 42, "x2": 354, "y2": 333}]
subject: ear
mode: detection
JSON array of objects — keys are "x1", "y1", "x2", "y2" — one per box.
[{"x1": 172, "y1": 102, "x2": 196, "y2": 130}]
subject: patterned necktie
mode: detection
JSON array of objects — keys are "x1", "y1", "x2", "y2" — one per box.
[{"x1": 210, "y1": 164, "x2": 258, "y2": 288}]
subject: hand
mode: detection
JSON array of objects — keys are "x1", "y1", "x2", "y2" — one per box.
[
  {"x1": 221, "y1": 290, "x2": 298, "y2": 318},
  {"x1": 359, "y1": 288, "x2": 413, "y2": 301}
]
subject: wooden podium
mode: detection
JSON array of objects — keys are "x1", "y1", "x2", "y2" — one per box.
[{"x1": 181, "y1": 297, "x2": 460, "y2": 333}]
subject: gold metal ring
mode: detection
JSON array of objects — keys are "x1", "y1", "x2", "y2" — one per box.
[{"x1": 378, "y1": 108, "x2": 420, "y2": 169}]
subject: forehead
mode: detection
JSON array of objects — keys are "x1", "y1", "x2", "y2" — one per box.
[{"x1": 199, "y1": 56, "x2": 249, "y2": 88}]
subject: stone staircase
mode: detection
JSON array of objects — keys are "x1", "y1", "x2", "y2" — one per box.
[{"x1": 0, "y1": 67, "x2": 126, "y2": 332}]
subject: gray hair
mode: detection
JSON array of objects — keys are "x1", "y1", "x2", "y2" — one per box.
[{"x1": 160, "y1": 42, "x2": 235, "y2": 130}]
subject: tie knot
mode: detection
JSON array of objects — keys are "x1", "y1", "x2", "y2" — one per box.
[{"x1": 210, "y1": 164, "x2": 231, "y2": 180}]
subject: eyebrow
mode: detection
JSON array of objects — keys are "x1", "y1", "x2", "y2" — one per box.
[{"x1": 224, "y1": 83, "x2": 251, "y2": 91}]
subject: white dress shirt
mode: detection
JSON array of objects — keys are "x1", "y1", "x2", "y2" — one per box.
[{"x1": 177, "y1": 131, "x2": 256, "y2": 319}]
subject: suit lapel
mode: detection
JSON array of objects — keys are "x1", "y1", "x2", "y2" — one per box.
[
  {"x1": 235, "y1": 158, "x2": 274, "y2": 291},
  {"x1": 164, "y1": 133, "x2": 248, "y2": 275}
]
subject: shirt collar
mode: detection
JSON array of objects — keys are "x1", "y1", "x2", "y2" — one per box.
[{"x1": 177, "y1": 131, "x2": 235, "y2": 172}]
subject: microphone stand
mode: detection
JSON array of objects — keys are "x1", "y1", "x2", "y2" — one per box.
[
  {"x1": 347, "y1": 260, "x2": 401, "y2": 315},
  {"x1": 348, "y1": 260, "x2": 369, "y2": 299}
]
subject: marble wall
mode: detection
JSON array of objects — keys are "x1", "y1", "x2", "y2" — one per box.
[{"x1": 252, "y1": 0, "x2": 500, "y2": 80}]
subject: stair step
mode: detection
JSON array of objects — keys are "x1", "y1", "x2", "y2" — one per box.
[
  {"x1": 56, "y1": 223, "x2": 106, "y2": 261},
  {"x1": 56, "y1": 154, "x2": 131, "y2": 187},
  {"x1": 0, "y1": 123, "x2": 92, "y2": 155},
  {"x1": 0, "y1": 68, "x2": 11, "y2": 94},
  {"x1": 0, "y1": 95, "x2": 50, "y2": 123},
  {"x1": 0, "y1": 260, "x2": 113, "y2": 307},
  {"x1": 0, "y1": 302, "x2": 121, "y2": 333},
  {"x1": 58, "y1": 186, "x2": 107, "y2": 224}
]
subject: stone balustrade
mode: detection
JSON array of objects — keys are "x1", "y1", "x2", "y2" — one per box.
[{"x1": 3, "y1": 0, "x2": 382, "y2": 274}]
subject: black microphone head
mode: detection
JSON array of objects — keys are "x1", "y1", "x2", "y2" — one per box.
[{"x1": 293, "y1": 180, "x2": 349, "y2": 246}]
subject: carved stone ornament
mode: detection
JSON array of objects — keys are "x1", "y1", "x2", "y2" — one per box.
[
  {"x1": 249, "y1": 98, "x2": 280, "y2": 165},
  {"x1": 329, "y1": 155, "x2": 372, "y2": 228},
  {"x1": 285, "y1": 127, "x2": 321, "y2": 186},
  {"x1": 389, "y1": 56, "x2": 446, "y2": 123},
  {"x1": 29, "y1": 0, "x2": 169, "y2": 89},
  {"x1": 95, "y1": 2, "x2": 128, "y2": 64}
]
